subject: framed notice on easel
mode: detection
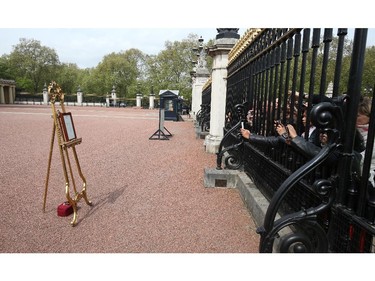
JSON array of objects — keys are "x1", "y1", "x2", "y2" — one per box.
[{"x1": 59, "y1": 112, "x2": 77, "y2": 142}]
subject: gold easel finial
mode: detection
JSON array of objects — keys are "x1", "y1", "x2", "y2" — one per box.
[{"x1": 48, "y1": 81, "x2": 65, "y2": 104}]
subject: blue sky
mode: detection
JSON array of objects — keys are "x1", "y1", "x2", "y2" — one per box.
[
  {"x1": 1, "y1": 28, "x2": 375, "y2": 69},
  {"x1": 2, "y1": 1, "x2": 375, "y2": 69},
  {"x1": 0, "y1": 0, "x2": 248, "y2": 68},
  {"x1": 0, "y1": 28, "x2": 234, "y2": 68}
]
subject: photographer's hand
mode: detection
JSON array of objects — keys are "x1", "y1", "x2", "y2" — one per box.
[
  {"x1": 275, "y1": 123, "x2": 287, "y2": 136},
  {"x1": 240, "y1": 128, "x2": 251, "y2": 139},
  {"x1": 286, "y1": 124, "x2": 297, "y2": 139}
]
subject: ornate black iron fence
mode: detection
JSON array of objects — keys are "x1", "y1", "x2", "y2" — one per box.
[
  {"x1": 197, "y1": 85, "x2": 211, "y2": 132},
  {"x1": 219, "y1": 28, "x2": 375, "y2": 252}
]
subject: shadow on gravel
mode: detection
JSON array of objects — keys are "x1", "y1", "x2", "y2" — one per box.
[{"x1": 75, "y1": 186, "x2": 126, "y2": 225}]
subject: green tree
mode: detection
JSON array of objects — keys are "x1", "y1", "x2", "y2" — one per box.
[
  {"x1": 0, "y1": 55, "x2": 13, "y2": 79},
  {"x1": 89, "y1": 48, "x2": 146, "y2": 98},
  {"x1": 299, "y1": 34, "x2": 353, "y2": 96},
  {"x1": 55, "y1": 63, "x2": 81, "y2": 94},
  {"x1": 7, "y1": 38, "x2": 60, "y2": 94},
  {"x1": 1, "y1": 32, "x2": 213, "y2": 102},
  {"x1": 146, "y1": 33, "x2": 203, "y2": 103},
  {"x1": 362, "y1": 46, "x2": 375, "y2": 95}
]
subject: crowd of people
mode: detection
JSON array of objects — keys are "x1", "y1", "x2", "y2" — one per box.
[{"x1": 239, "y1": 93, "x2": 374, "y2": 192}]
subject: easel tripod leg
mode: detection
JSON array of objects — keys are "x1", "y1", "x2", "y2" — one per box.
[
  {"x1": 72, "y1": 146, "x2": 92, "y2": 206},
  {"x1": 64, "y1": 182, "x2": 78, "y2": 226},
  {"x1": 43, "y1": 122, "x2": 56, "y2": 212}
]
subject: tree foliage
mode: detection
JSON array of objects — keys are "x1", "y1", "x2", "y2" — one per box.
[
  {"x1": 0, "y1": 33, "x2": 214, "y2": 104},
  {"x1": 92, "y1": 48, "x2": 145, "y2": 98},
  {"x1": 6, "y1": 38, "x2": 60, "y2": 94},
  {"x1": 293, "y1": 35, "x2": 355, "y2": 96},
  {"x1": 363, "y1": 46, "x2": 375, "y2": 95},
  {"x1": 56, "y1": 63, "x2": 81, "y2": 94},
  {"x1": 0, "y1": 55, "x2": 13, "y2": 79},
  {"x1": 146, "y1": 33, "x2": 203, "y2": 102}
]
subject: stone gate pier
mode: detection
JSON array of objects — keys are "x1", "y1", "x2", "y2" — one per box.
[{"x1": 0, "y1": 79, "x2": 16, "y2": 104}]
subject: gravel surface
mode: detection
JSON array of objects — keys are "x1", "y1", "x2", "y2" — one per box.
[{"x1": 0, "y1": 104, "x2": 259, "y2": 254}]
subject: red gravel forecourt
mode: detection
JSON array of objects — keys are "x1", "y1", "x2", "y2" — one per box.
[{"x1": 0, "y1": 104, "x2": 261, "y2": 277}]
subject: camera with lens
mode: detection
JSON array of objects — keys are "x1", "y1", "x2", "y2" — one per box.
[{"x1": 274, "y1": 120, "x2": 282, "y2": 126}]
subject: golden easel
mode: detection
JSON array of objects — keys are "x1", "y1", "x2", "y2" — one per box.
[{"x1": 43, "y1": 81, "x2": 92, "y2": 226}]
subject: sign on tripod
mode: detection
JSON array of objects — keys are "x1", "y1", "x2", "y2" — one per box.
[{"x1": 149, "y1": 108, "x2": 172, "y2": 140}]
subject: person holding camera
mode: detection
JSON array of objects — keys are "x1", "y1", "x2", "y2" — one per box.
[{"x1": 357, "y1": 96, "x2": 375, "y2": 187}]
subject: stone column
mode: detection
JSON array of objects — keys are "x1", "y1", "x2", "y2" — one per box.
[
  {"x1": 136, "y1": 94, "x2": 142, "y2": 107},
  {"x1": 9, "y1": 86, "x2": 14, "y2": 104},
  {"x1": 0, "y1": 85, "x2": 4, "y2": 104},
  {"x1": 204, "y1": 28, "x2": 239, "y2": 154},
  {"x1": 149, "y1": 93, "x2": 155, "y2": 109},
  {"x1": 77, "y1": 86, "x2": 83, "y2": 106},
  {"x1": 111, "y1": 85, "x2": 116, "y2": 106},
  {"x1": 106, "y1": 94, "x2": 110, "y2": 107},
  {"x1": 192, "y1": 72, "x2": 209, "y2": 119},
  {"x1": 43, "y1": 83, "x2": 49, "y2": 105},
  {"x1": 12, "y1": 86, "x2": 16, "y2": 103}
]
